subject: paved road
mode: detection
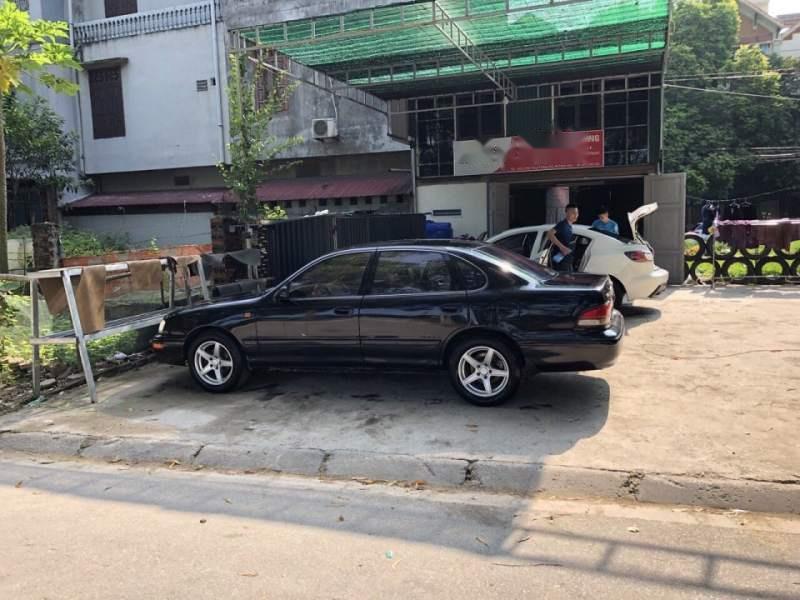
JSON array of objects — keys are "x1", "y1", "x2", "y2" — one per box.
[
  {"x1": 1, "y1": 454, "x2": 799, "y2": 600},
  {"x1": 3, "y1": 287, "x2": 799, "y2": 481}
]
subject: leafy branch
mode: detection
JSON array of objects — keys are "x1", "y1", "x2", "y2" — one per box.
[{"x1": 218, "y1": 53, "x2": 302, "y2": 221}]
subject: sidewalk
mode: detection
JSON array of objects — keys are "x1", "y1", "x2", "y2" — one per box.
[{"x1": 1, "y1": 287, "x2": 799, "y2": 512}]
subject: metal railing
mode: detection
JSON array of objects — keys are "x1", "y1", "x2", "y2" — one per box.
[
  {"x1": 431, "y1": 1, "x2": 517, "y2": 100},
  {"x1": 74, "y1": 0, "x2": 221, "y2": 45}
]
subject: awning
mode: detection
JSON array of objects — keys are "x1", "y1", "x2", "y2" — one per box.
[
  {"x1": 255, "y1": 173, "x2": 412, "y2": 202},
  {"x1": 232, "y1": 0, "x2": 669, "y2": 96},
  {"x1": 66, "y1": 189, "x2": 230, "y2": 209}
]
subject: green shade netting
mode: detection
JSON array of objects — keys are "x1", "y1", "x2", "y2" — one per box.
[{"x1": 238, "y1": 0, "x2": 668, "y2": 78}]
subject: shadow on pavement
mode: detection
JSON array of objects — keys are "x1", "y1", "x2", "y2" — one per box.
[
  {"x1": 92, "y1": 368, "x2": 611, "y2": 460},
  {"x1": 1, "y1": 460, "x2": 798, "y2": 600},
  {"x1": 680, "y1": 284, "x2": 800, "y2": 300},
  {"x1": 620, "y1": 305, "x2": 661, "y2": 330}
]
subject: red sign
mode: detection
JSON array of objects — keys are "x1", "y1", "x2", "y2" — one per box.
[{"x1": 454, "y1": 131, "x2": 604, "y2": 176}]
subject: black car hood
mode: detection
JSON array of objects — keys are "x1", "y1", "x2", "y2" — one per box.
[{"x1": 167, "y1": 290, "x2": 270, "y2": 320}]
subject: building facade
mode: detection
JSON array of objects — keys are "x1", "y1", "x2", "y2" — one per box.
[
  {"x1": 16, "y1": 0, "x2": 686, "y2": 279},
  {"x1": 224, "y1": 0, "x2": 684, "y2": 279},
  {"x1": 775, "y1": 12, "x2": 800, "y2": 59},
  {"x1": 736, "y1": 0, "x2": 800, "y2": 58},
  {"x1": 20, "y1": 0, "x2": 411, "y2": 246}
]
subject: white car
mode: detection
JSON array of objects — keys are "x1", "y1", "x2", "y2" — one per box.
[{"x1": 487, "y1": 203, "x2": 669, "y2": 308}]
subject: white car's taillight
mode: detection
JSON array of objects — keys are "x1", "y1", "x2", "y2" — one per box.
[
  {"x1": 577, "y1": 301, "x2": 613, "y2": 327},
  {"x1": 625, "y1": 250, "x2": 653, "y2": 262}
]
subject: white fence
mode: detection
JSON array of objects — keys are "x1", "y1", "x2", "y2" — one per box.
[
  {"x1": 6, "y1": 238, "x2": 33, "y2": 273},
  {"x1": 74, "y1": 0, "x2": 221, "y2": 44}
]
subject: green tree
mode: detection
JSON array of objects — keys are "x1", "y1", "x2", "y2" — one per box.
[
  {"x1": 218, "y1": 53, "x2": 302, "y2": 221},
  {"x1": 664, "y1": 0, "x2": 742, "y2": 199},
  {"x1": 3, "y1": 93, "x2": 77, "y2": 222},
  {"x1": 670, "y1": 0, "x2": 740, "y2": 73},
  {"x1": 0, "y1": 0, "x2": 80, "y2": 272},
  {"x1": 664, "y1": 0, "x2": 800, "y2": 205}
]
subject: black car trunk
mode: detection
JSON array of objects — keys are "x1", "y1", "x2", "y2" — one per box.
[
  {"x1": 543, "y1": 272, "x2": 608, "y2": 290},
  {"x1": 543, "y1": 273, "x2": 614, "y2": 306}
]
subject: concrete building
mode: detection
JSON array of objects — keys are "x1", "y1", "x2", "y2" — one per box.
[
  {"x1": 736, "y1": 1, "x2": 800, "y2": 58},
  {"x1": 223, "y1": 0, "x2": 685, "y2": 280},
  {"x1": 14, "y1": 0, "x2": 686, "y2": 280},
  {"x1": 17, "y1": 0, "x2": 411, "y2": 246},
  {"x1": 775, "y1": 13, "x2": 800, "y2": 59},
  {"x1": 10, "y1": 0, "x2": 230, "y2": 245},
  {"x1": 7, "y1": 0, "x2": 87, "y2": 228},
  {"x1": 738, "y1": 0, "x2": 784, "y2": 52}
]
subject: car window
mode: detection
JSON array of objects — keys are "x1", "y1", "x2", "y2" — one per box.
[
  {"x1": 454, "y1": 257, "x2": 487, "y2": 291},
  {"x1": 477, "y1": 245, "x2": 556, "y2": 281},
  {"x1": 493, "y1": 233, "x2": 532, "y2": 257},
  {"x1": 590, "y1": 227, "x2": 632, "y2": 243},
  {"x1": 370, "y1": 251, "x2": 454, "y2": 295},
  {"x1": 289, "y1": 252, "x2": 371, "y2": 298},
  {"x1": 536, "y1": 232, "x2": 551, "y2": 253}
]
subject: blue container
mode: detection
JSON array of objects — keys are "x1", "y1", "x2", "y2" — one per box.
[{"x1": 425, "y1": 220, "x2": 453, "y2": 239}]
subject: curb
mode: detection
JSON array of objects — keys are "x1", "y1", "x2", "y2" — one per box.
[{"x1": 1, "y1": 430, "x2": 798, "y2": 514}]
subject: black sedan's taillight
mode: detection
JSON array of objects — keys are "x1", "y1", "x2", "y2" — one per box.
[{"x1": 577, "y1": 301, "x2": 613, "y2": 327}]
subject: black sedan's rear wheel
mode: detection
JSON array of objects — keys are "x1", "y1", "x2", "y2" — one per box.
[
  {"x1": 448, "y1": 337, "x2": 521, "y2": 407},
  {"x1": 188, "y1": 332, "x2": 246, "y2": 393}
]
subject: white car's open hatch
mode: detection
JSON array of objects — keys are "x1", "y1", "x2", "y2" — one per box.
[{"x1": 628, "y1": 203, "x2": 658, "y2": 244}]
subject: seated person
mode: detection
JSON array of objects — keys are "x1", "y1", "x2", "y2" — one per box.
[{"x1": 591, "y1": 206, "x2": 619, "y2": 235}]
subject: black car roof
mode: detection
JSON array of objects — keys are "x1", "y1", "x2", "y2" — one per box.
[{"x1": 348, "y1": 239, "x2": 488, "y2": 251}]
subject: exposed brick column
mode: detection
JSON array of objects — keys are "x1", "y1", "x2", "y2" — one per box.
[{"x1": 31, "y1": 222, "x2": 61, "y2": 270}]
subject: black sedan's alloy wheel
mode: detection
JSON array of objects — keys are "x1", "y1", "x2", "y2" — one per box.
[
  {"x1": 189, "y1": 332, "x2": 247, "y2": 393},
  {"x1": 448, "y1": 337, "x2": 521, "y2": 407}
]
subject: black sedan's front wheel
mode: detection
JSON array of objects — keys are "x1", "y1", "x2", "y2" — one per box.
[
  {"x1": 188, "y1": 332, "x2": 247, "y2": 393},
  {"x1": 448, "y1": 338, "x2": 521, "y2": 407}
]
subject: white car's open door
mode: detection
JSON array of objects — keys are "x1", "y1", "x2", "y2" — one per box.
[{"x1": 531, "y1": 231, "x2": 552, "y2": 266}]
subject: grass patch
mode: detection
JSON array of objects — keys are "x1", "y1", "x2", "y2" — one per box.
[{"x1": 0, "y1": 291, "x2": 142, "y2": 385}]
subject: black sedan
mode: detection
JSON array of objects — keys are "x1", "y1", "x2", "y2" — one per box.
[{"x1": 152, "y1": 240, "x2": 624, "y2": 406}]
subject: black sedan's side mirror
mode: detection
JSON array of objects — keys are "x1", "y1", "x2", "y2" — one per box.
[{"x1": 276, "y1": 286, "x2": 291, "y2": 303}]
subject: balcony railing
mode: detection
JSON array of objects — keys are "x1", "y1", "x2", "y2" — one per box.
[{"x1": 74, "y1": 1, "x2": 221, "y2": 45}]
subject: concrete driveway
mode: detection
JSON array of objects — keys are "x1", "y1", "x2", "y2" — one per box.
[{"x1": 1, "y1": 287, "x2": 799, "y2": 512}]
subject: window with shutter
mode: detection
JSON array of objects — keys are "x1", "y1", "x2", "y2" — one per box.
[
  {"x1": 104, "y1": 0, "x2": 137, "y2": 17},
  {"x1": 89, "y1": 67, "x2": 126, "y2": 139}
]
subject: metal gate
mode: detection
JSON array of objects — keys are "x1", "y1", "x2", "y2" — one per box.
[{"x1": 255, "y1": 213, "x2": 426, "y2": 283}]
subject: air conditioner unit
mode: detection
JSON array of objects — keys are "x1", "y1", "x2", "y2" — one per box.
[{"x1": 312, "y1": 118, "x2": 338, "y2": 140}]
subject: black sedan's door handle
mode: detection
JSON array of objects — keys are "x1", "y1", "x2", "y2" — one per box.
[
  {"x1": 441, "y1": 304, "x2": 463, "y2": 314},
  {"x1": 333, "y1": 307, "x2": 353, "y2": 316}
]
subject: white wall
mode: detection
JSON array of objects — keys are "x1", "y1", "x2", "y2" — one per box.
[
  {"x1": 76, "y1": 0, "x2": 203, "y2": 22},
  {"x1": 97, "y1": 166, "x2": 222, "y2": 192},
  {"x1": 417, "y1": 182, "x2": 488, "y2": 238},
  {"x1": 19, "y1": 67, "x2": 86, "y2": 204},
  {"x1": 776, "y1": 36, "x2": 800, "y2": 59},
  {"x1": 20, "y1": 0, "x2": 87, "y2": 204},
  {"x1": 66, "y1": 212, "x2": 213, "y2": 247},
  {"x1": 644, "y1": 173, "x2": 686, "y2": 285},
  {"x1": 79, "y1": 24, "x2": 225, "y2": 174},
  {"x1": 6, "y1": 239, "x2": 34, "y2": 273}
]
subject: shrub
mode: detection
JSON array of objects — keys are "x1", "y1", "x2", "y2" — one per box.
[{"x1": 60, "y1": 226, "x2": 129, "y2": 258}]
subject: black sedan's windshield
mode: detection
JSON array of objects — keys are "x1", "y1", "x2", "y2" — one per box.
[{"x1": 475, "y1": 245, "x2": 556, "y2": 281}]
